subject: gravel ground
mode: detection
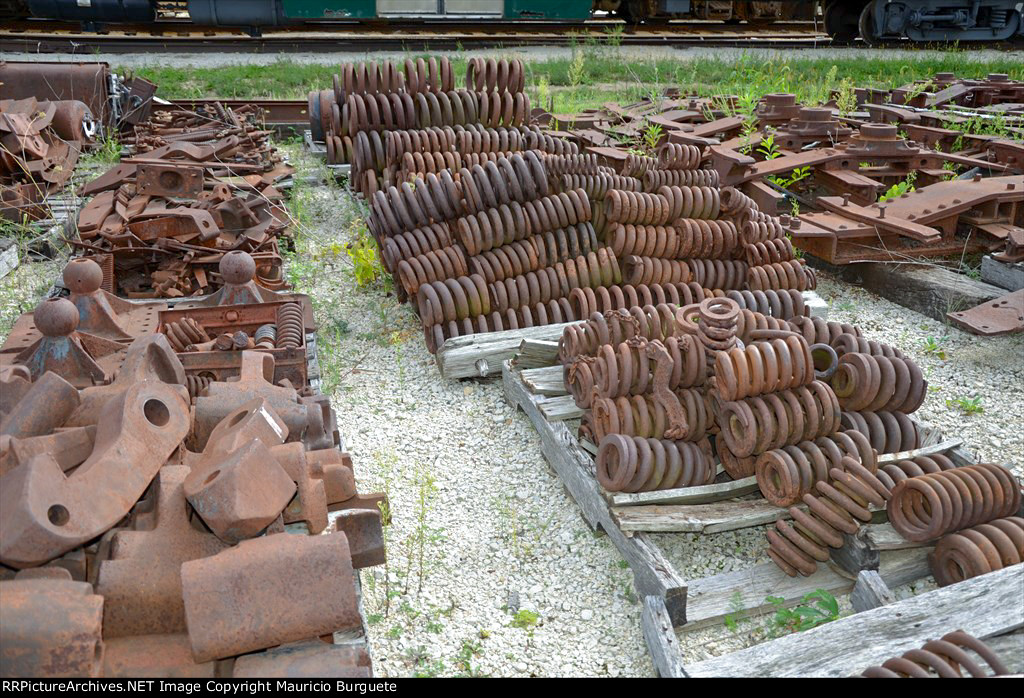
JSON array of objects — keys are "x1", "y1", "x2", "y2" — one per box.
[{"x1": 1, "y1": 144, "x2": 1020, "y2": 677}]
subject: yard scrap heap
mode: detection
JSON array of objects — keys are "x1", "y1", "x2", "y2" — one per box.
[{"x1": 0, "y1": 250, "x2": 386, "y2": 677}]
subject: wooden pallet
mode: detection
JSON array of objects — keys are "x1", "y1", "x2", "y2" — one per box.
[{"x1": 502, "y1": 352, "x2": 992, "y2": 677}]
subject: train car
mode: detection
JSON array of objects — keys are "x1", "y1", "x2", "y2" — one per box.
[{"x1": 823, "y1": 0, "x2": 1023, "y2": 43}]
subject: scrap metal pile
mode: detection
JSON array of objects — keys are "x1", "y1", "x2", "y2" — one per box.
[
  {"x1": 71, "y1": 103, "x2": 295, "y2": 298},
  {"x1": 0, "y1": 255, "x2": 386, "y2": 678},
  {"x1": 558, "y1": 295, "x2": 1023, "y2": 583}
]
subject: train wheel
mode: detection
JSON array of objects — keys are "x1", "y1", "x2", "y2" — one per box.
[
  {"x1": 615, "y1": 0, "x2": 642, "y2": 25},
  {"x1": 823, "y1": 0, "x2": 864, "y2": 44},
  {"x1": 858, "y1": 0, "x2": 880, "y2": 46}
]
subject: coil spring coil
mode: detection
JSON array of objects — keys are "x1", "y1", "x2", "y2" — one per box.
[
  {"x1": 162, "y1": 317, "x2": 209, "y2": 353},
  {"x1": 831, "y1": 352, "x2": 926, "y2": 413},
  {"x1": 745, "y1": 238, "x2": 796, "y2": 265},
  {"x1": 719, "y1": 186, "x2": 760, "y2": 219},
  {"x1": 930, "y1": 517, "x2": 1024, "y2": 587},
  {"x1": 877, "y1": 453, "x2": 958, "y2": 490},
  {"x1": 748, "y1": 260, "x2": 816, "y2": 291},
  {"x1": 455, "y1": 190, "x2": 592, "y2": 255},
  {"x1": 185, "y1": 374, "x2": 214, "y2": 399},
  {"x1": 620, "y1": 154, "x2": 660, "y2": 178},
  {"x1": 342, "y1": 89, "x2": 530, "y2": 137},
  {"x1": 622, "y1": 255, "x2": 692, "y2": 286},
  {"x1": 788, "y1": 316, "x2": 862, "y2": 345},
  {"x1": 831, "y1": 332, "x2": 905, "y2": 359},
  {"x1": 380, "y1": 223, "x2": 452, "y2": 272},
  {"x1": 253, "y1": 324, "x2": 277, "y2": 350},
  {"x1": 397, "y1": 246, "x2": 468, "y2": 296},
  {"x1": 596, "y1": 435, "x2": 715, "y2": 492},
  {"x1": 742, "y1": 216, "x2": 786, "y2": 244},
  {"x1": 724, "y1": 289, "x2": 807, "y2": 319},
  {"x1": 657, "y1": 143, "x2": 704, "y2": 170},
  {"x1": 694, "y1": 297, "x2": 740, "y2": 358},
  {"x1": 465, "y1": 58, "x2": 526, "y2": 94},
  {"x1": 755, "y1": 430, "x2": 876, "y2": 507},
  {"x1": 276, "y1": 303, "x2": 304, "y2": 349},
  {"x1": 609, "y1": 219, "x2": 740, "y2": 260},
  {"x1": 486, "y1": 249, "x2": 620, "y2": 312},
  {"x1": 560, "y1": 173, "x2": 641, "y2": 199},
  {"x1": 887, "y1": 463, "x2": 1022, "y2": 542},
  {"x1": 568, "y1": 282, "x2": 717, "y2": 319},
  {"x1": 559, "y1": 304, "x2": 677, "y2": 364},
  {"x1": 713, "y1": 333, "x2": 815, "y2": 400},
  {"x1": 544, "y1": 153, "x2": 602, "y2": 176},
  {"x1": 687, "y1": 259, "x2": 749, "y2": 290},
  {"x1": 592, "y1": 389, "x2": 712, "y2": 442},
  {"x1": 641, "y1": 168, "x2": 719, "y2": 191},
  {"x1": 840, "y1": 410, "x2": 920, "y2": 454},
  {"x1": 861, "y1": 631, "x2": 1010, "y2": 677},
  {"x1": 332, "y1": 58, "x2": 453, "y2": 101},
  {"x1": 416, "y1": 275, "x2": 491, "y2": 325},
  {"x1": 467, "y1": 224, "x2": 598, "y2": 283},
  {"x1": 457, "y1": 154, "x2": 550, "y2": 215}
]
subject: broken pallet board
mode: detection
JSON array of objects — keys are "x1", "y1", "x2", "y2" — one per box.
[
  {"x1": 438, "y1": 322, "x2": 580, "y2": 379},
  {"x1": 613, "y1": 498, "x2": 792, "y2": 534}
]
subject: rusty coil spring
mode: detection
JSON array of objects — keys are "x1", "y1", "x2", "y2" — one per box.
[
  {"x1": 423, "y1": 300, "x2": 579, "y2": 353},
  {"x1": 641, "y1": 168, "x2": 719, "y2": 191},
  {"x1": 326, "y1": 134, "x2": 353, "y2": 165},
  {"x1": 687, "y1": 259, "x2": 749, "y2": 290},
  {"x1": 568, "y1": 282, "x2": 716, "y2": 319},
  {"x1": 455, "y1": 189, "x2": 592, "y2": 255},
  {"x1": 465, "y1": 57, "x2": 526, "y2": 94},
  {"x1": 620, "y1": 154, "x2": 660, "y2": 178},
  {"x1": 724, "y1": 289, "x2": 807, "y2": 319},
  {"x1": 659, "y1": 185, "x2": 722, "y2": 220},
  {"x1": 591, "y1": 335, "x2": 707, "y2": 399},
  {"x1": 831, "y1": 332, "x2": 905, "y2": 359},
  {"x1": 342, "y1": 89, "x2": 530, "y2": 137},
  {"x1": 380, "y1": 223, "x2": 452, "y2": 271},
  {"x1": 887, "y1": 463, "x2": 1022, "y2": 542},
  {"x1": 185, "y1": 373, "x2": 214, "y2": 399},
  {"x1": 384, "y1": 127, "x2": 457, "y2": 164},
  {"x1": 332, "y1": 57, "x2": 453, "y2": 101},
  {"x1": 693, "y1": 296, "x2": 740, "y2": 358},
  {"x1": 162, "y1": 317, "x2": 209, "y2": 353},
  {"x1": 713, "y1": 333, "x2": 815, "y2": 400},
  {"x1": 468, "y1": 224, "x2": 597, "y2": 283},
  {"x1": 622, "y1": 255, "x2": 692, "y2": 286},
  {"x1": 742, "y1": 215, "x2": 787, "y2": 244},
  {"x1": 544, "y1": 153, "x2": 602, "y2": 176},
  {"x1": 609, "y1": 219, "x2": 740, "y2": 259},
  {"x1": 718, "y1": 380, "x2": 841, "y2": 458},
  {"x1": 719, "y1": 186, "x2": 760, "y2": 218},
  {"x1": 560, "y1": 173, "x2": 641, "y2": 199},
  {"x1": 416, "y1": 274, "x2": 491, "y2": 325},
  {"x1": 861, "y1": 631, "x2": 1011, "y2": 677},
  {"x1": 733, "y1": 308, "x2": 794, "y2": 345},
  {"x1": 840, "y1": 410, "x2": 920, "y2": 454},
  {"x1": 755, "y1": 430, "x2": 877, "y2": 507},
  {"x1": 930, "y1": 516, "x2": 1024, "y2": 587},
  {"x1": 592, "y1": 388, "x2": 712, "y2": 442},
  {"x1": 745, "y1": 238, "x2": 796, "y2": 265},
  {"x1": 276, "y1": 303, "x2": 304, "y2": 349},
  {"x1": 788, "y1": 316, "x2": 862, "y2": 345},
  {"x1": 253, "y1": 324, "x2": 276, "y2": 350},
  {"x1": 399, "y1": 150, "x2": 465, "y2": 178},
  {"x1": 455, "y1": 124, "x2": 539, "y2": 155},
  {"x1": 596, "y1": 435, "x2": 715, "y2": 492},
  {"x1": 831, "y1": 352, "x2": 927, "y2": 413},
  {"x1": 748, "y1": 260, "x2": 816, "y2": 291},
  {"x1": 397, "y1": 246, "x2": 468, "y2": 296},
  {"x1": 768, "y1": 456, "x2": 892, "y2": 577},
  {"x1": 657, "y1": 143, "x2": 704, "y2": 170},
  {"x1": 877, "y1": 453, "x2": 959, "y2": 490},
  {"x1": 486, "y1": 249, "x2": 620, "y2": 312},
  {"x1": 559, "y1": 304, "x2": 676, "y2": 364},
  {"x1": 457, "y1": 153, "x2": 551, "y2": 215},
  {"x1": 370, "y1": 173, "x2": 464, "y2": 237}
]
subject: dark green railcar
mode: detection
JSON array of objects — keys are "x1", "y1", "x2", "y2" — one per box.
[{"x1": 280, "y1": 0, "x2": 594, "y2": 21}]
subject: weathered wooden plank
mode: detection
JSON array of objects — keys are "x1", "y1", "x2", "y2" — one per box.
[
  {"x1": 981, "y1": 254, "x2": 1024, "y2": 292},
  {"x1": 687, "y1": 563, "x2": 1024, "y2": 677},
  {"x1": 438, "y1": 322, "x2": 580, "y2": 379},
  {"x1": 520, "y1": 365, "x2": 568, "y2": 396},
  {"x1": 862, "y1": 522, "x2": 929, "y2": 551},
  {"x1": 682, "y1": 547, "x2": 930, "y2": 631},
  {"x1": 642, "y1": 596, "x2": 689, "y2": 678},
  {"x1": 513, "y1": 338, "x2": 561, "y2": 369},
  {"x1": 876, "y1": 438, "x2": 963, "y2": 465},
  {"x1": 850, "y1": 570, "x2": 896, "y2": 613},
  {"x1": 503, "y1": 361, "x2": 689, "y2": 624},
  {"x1": 613, "y1": 499, "x2": 792, "y2": 534},
  {"x1": 538, "y1": 394, "x2": 583, "y2": 421},
  {"x1": 985, "y1": 629, "x2": 1024, "y2": 675},
  {"x1": 611, "y1": 476, "x2": 759, "y2": 507}
]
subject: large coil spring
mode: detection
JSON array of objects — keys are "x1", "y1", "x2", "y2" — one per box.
[
  {"x1": 605, "y1": 186, "x2": 721, "y2": 225},
  {"x1": 745, "y1": 238, "x2": 796, "y2": 265},
  {"x1": 457, "y1": 153, "x2": 549, "y2": 215},
  {"x1": 609, "y1": 219, "x2": 740, "y2": 259},
  {"x1": 380, "y1": 223, "x2": 453, "y2": 271},
  {"x1": 591, "y1": 389, "x2": 712, "y2": 442},
  {"x1": 840, "y1": 410, "x2": 920, "y2": 454},
  {"x1": 713, "y1": 333, "x2": 815, "y2": 400},
  {"x1": 930, "y1": 517, "x2": 1024, "y2": 587},
  {"x1": 342, "y1": 89, "x2": 530, "y2": 137},
  {"x1": 657, "y1": 143, "x2": 704, "y2": 170},
  {"x1": 468, "y1": 224, "x2": 598, "y2": 283},
  {"x1": 620, "y1": 154, "x2": 660, "y2": 178},
  {"x1": 831, "y1": 353, "x2": 926, "y2": 413},
  {"x1": 559, "y1": 304, "x2": 678, "y2": 364},
  {"x1": 724, "y1": 289, "x2": 807, "y2": 319},
  {"x1": 687, "y1": 259, "x2": 749, "y2": 290},
  {"x1": 717, "y1": 381, "x2": 841, "y2": 458},
  {"x1": 742, "y1": 215, "x2": 786, "y2": 244},
  {"x1": 397, "y1": 246, "x2": 469, "y2": 295},
  {"x1": 877, "y1": 453, "x2": 959, "y2": 490},
  {"x1": 560, "y1": 173, "x2": 641, "y2": 199},
  {"x1": 861, "y1": 631, "x2": 1011, "y2": 678},
  {"x1": 276, "y1": 303, "x2": 304, "y2": 349},
  {"x1": 544, "y1": 153, "x2": 602, "y2": 176},
  {"x1": 622, "y1": 255, "x2": 692, "y2": 286},
  {"x1": 748, "y1": 260, "x2": 816, "y2": 291},
  {"x1": 788, "y1": 315, "x2": 861, "y2": 345},
  {"x1": 719, "y1": 187, "x2": 759, "y2": 219},
  {"x1": 832, "y1": 332, "x2": 905, "y2": 359},
  {"x1": 641, "y1": 168, "x2": 719, "y2": 191},
  {"x1": 416, "y1": 275, "x2": 491, "y2": 325},
  {"x1": 596, "y1": 435, "x2": 715, "y2": 492},
  {"x1": 887, "y1": 463, "x2": 1022, "y2": 542},
  {"x1": 455, "y1": 190, "x2": 592, "y2": 255},
  {"x1": 486, "y1": 249, "x2": 620, "y2": 312},
  {"x1": 755, "y1": 431, "x2": 876, "y2": 507},
  {"x1": 333, "y1": 57, "x2": 454, "y2": 100},
  {"x1": 162, "y1": 317, "x2": 209, "y2": 353},
  {"x1": 768, "y1": 456, "x2": 892, "y2": 577},
  {"x1": 465, "y1": 58, "x2": 526, "y2": 94},
  {"x1": 733, "y1": 309, "x2": 795, "y2": 344},
  {"x1": 569, "y1": 282, "x2": 716, "y2": 319}
]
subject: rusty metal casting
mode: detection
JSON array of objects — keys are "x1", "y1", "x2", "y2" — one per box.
[
  {"x1": 860, "y1": 630, "x2": 1010, "y2": 678},
  {"x1": 929, "y1": 516, "x2": 1024, "y2": 587}
]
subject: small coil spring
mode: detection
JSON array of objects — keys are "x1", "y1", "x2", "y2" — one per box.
[
  {"x1": 657, "y1": 143, "x2": 704, "y2": 170},
  {"x1": 877, "y1": 453, "x2": 958, "y2": 489},
  {"x1": 590, "y1": 335, "x2": 707, "y2": 399},
  {"x1": 694, "y1": 297, "x2": 740, "y2": 358},
  {"x1": 755, "y1": 430, "x2": 876, "y2": 507},
  {"x1": 465, "y1": 57, "x2": 526, "y2": 94},
  {"x1": 162, "y1": 317, "x2": 209, "y2": 353},
  {"x1": 469, "y1": 224, "x2": 598, "y2": 283},
  {"x1": 887, "y1": 463, "x2": 1022, "y2": 542},
  {"x1": 734, "y1": 308, "x2": 794, "y2": 344},
  {"x1": 930, "y1": 517, "x2": 1024, "y2": 587},
  {"x1": 416, "y1": 275, "x2": 491, "y2": 325},
  {"x1": 457, "y1": 154, "x2": 550, "y2": 215},
  {"x1": 380, "y1": 223, "x2": 452, "y2": 272},
  {"x1": 641, "y1": 168, "x2": 719, "y2": 191},
  {"x1": 455, "y1": 124, "x2": 534, "y2": 155},
  {"x1": 719, "y1": 187, "x2": 759, "y2": 219},
  {"x1": 486, "y1": 249, "x2": 620, "y2": 312},
  {"x1": 745, "y1": 238, "x2": 796, "y2": 265},
  {"x1": 276, "y1": 303, "x2": 304, "y2": 349},
  {"x1": 659, "y1": 185, "x2": 721, "y2": 220},
  {"x1": 768, "y1": 456, "x2": 892, "y2": 577},
  {"x1": 840, "y1": 410, "x2": 920, "y2": 454},
  {"x1": 748, "y1": 260, "x2": 816, "y2": 291},
  {"x1": 332, "y1": 58, "x2": 452, "y2": 101},
  {"x1": 596, "y1": 434, "x2": 715, "y2": 492},
  {"x1": 455, "y1": 189, "x2": 592, "y2": 256},
  {"x1": 399, "y1": 150, "x2": 464, "y2": 178},
  {"x1": 397, "y1": 246, "x2": 469, "y2": 296},
  {"x1": 560, "y1": 173, "x2": 641, "y2": 199},
  {"x1": 717, "y1": 380, "x2": 841, "y2": 458},
  {"x1": 831, "y1": 332, "x2": 905, "y2": 359},
  {"x1": 620, "y1": 154, "x2": 660, "y2": 178},
  {"x1": 687, "y1": 259, "x2": 749, "y2": 290},
  {"x1": 742, "y1": 215, "x2": 786, "y2": 244},
  {"x1": 724, "y1": 289, "x2": 807, "y2": 319},
  {"x1": 186, "y1": 373, "x2": 214, "y2": 399},
  {"x1": 713, "y1": 333, "x2": 815, "y2": 401},
  {"x1": 253, "y1": 324, "x2": 277, "y2": 350},
  {"x1": 384, "y1": 127, "x2": 457, "y2": 164},
  {"x1": 861, "y1": 631, "x2": 1010, "y2": 677},
  {"x1": 831, "y1": 353, "x2": 927, "y2": 413},
  {"x1": 622, "y1": 255, "x2": 692, "y2": 286},
  {"x1": 591, "y1": 388, "x2": 712, "y2": 442},
  {"x1": 544, "y1": 153, "x2": 602, "y2": 176},
  {"x1": 788, "y1": 316, "x2": 861, "y2": 345},
  {"x1": 568, "y1": 282, "x2": 715, "y2": 319},
  {"x1": 342, "y1": 89, "x2": 530, "y2": 138},
  {"x1": 609, "y1": 219, "x2": 740, "y2": 260}
]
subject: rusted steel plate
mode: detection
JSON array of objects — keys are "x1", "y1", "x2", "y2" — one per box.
[
  {"x1": 947, "y1": 289, "x2": 1024, "y2": 336},
  {"x1": 102, "y1": 634, "x2": 216, "y2": 679}
]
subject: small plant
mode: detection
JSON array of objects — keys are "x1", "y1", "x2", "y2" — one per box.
[
  {"x1": 602, "y1": 24, "x2": 624, "y2": 48},
  {"x1": 836, "y1": 77, "x2": 858, "y2": 116},
  {"x1": 640, "y1": 121, "x2": 664, "y2": 155},
  {"x1": 922, "y1": 336, "x2": 948, "y2": 360},
  {"x1": 766, "y1": 589, "x2": 840, "y2": 636},
  {"x1": 345, "y1": 222, "x2": 384, "y2": 288},
  {"x1": 757, "y1": 133, "x2": 782, "y2": 161},
  {"x1": 723, "y1": 590, "x2": 747, "y2": 632},
  {"x1": 878, "y1": 172, "x2": 917, "y2": 202},
  {"x1": 947, "y1": 395, "x2": 984, "y2": 415},
  {"x1": 510, "y1": 609, "x2": 540, "y2": 630}
]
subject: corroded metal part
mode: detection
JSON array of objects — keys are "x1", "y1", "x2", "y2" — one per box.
[
  {"x1": 0, "y1": 370, "x2": 79, "y2": 439},
  {"x1": 233, "y1": 640, "x2": 372, "y2": 678},
  {"x1": 102, "y1": 634, "x2": 218, "y2": 679},
  {"x1": 946, "y1": 289, "x2": 1024, "y2": 336},
  {"x1": 861, "y1": 630, "x2": 1010, "y2": 678}
]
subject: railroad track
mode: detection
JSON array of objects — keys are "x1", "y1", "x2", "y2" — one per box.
[{"x1": 0, "y1": 19, "x2": 832, "y2": 53}]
